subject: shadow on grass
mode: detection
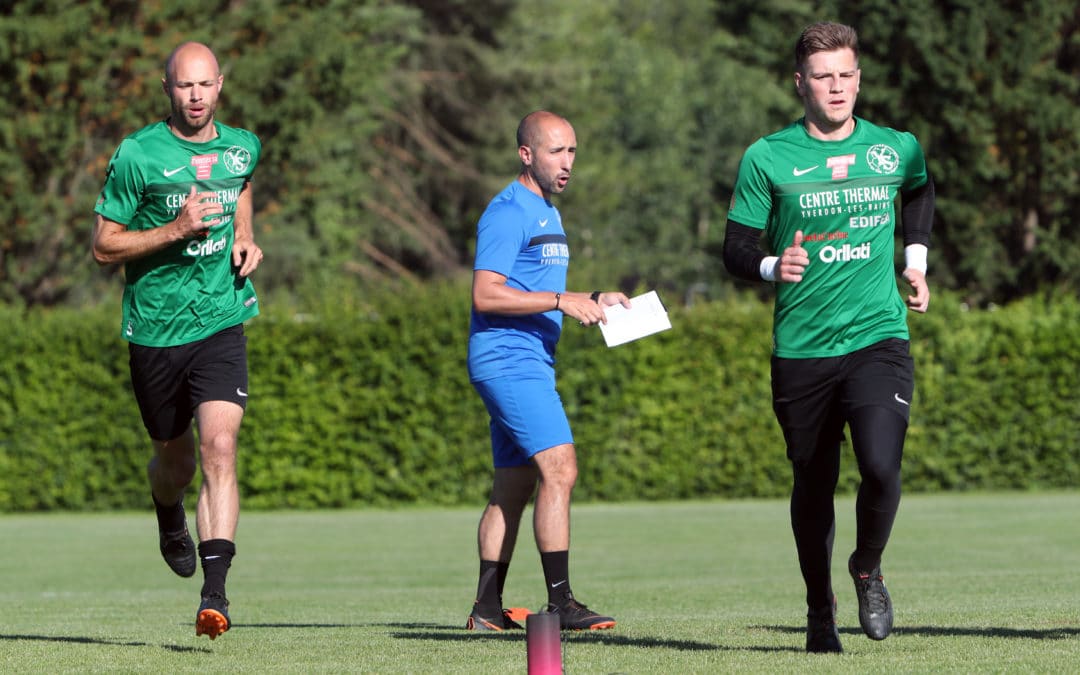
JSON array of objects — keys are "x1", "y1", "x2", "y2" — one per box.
[
  {"x1": 898, "y1": 625, "x2": 1080, "y2": 640},
  {"x1": 238, "y1": 622, "x2": 372, "y2": 629},
  {"x1": 383, "y1": 622, "x2": 803, "y2": 653},
  {"x1": 758, "y1": 624, "x2": 1080, "y2": 640},
  {"x1": 0, "y1": 633, "x2": 208, "y2": 653}
]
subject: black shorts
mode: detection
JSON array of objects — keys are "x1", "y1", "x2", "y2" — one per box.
[
  {"x1": 129, "y1": 324, "x2": 249, "y2": 441},
  {"x1": 771, "y1": 338, "x2": 914, "y2": 464}
]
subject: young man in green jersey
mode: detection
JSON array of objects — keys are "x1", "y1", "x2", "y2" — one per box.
[
  {"x1": 723, "y1": 22, "x2": 935, "y2": 653},
  {"x1": 92, "y1": 41, "x2": 263, "y2": 640}
]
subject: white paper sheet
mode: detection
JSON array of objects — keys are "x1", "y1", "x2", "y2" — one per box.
[{"x1": 598, "y1": 290, "x2": 672, "y2": 347}]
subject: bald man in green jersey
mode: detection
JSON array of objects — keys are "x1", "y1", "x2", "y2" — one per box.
[
  {"x1": 93, "y1": 41, "x2": 263, "y2": 640},
  {"x1": 723, "y1": 22, "x2": 935, "y2": 654}
]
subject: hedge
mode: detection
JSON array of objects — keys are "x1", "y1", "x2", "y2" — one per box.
[{"x1": 0, "y1": 283, "x2": 1075, "y2": 511}]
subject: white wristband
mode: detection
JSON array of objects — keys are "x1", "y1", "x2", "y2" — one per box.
[
  {"x1": 904, "y1": 244, "x2": 928, "y2": 274},
  {"x1": 760, "y1": 256, "x2": 779, "y2": 282}
]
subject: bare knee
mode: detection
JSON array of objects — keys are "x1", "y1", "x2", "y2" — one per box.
[
  {"x1": 488, "y1": 465, "x2": 537, "y2": 515},
  {"x1": 150, "y1": 432, "x2": 198, "y2": 489},
  {"x1": 534, "y1": 444, "x2": 578, "y2": 492},
  {"x1": 199, "y1": 431, "x2": 238, "y2": 479},
  {"x1": 150, "y1": 456, "x2": 197, "y2": 491},
  {"x1": 546, "y1": 463, "x2": 577, "y2": 491}
]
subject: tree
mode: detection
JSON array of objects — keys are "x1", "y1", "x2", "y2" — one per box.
[
  {"x1": 476, "y1": 0, "x2": 804, "y2": 301},
  {"x1": 826, "y1": 0, "x2": 1080, "y2": 302},
  {"x1": 0, "y1": 1, "x2": 1076, "y2": 308}
]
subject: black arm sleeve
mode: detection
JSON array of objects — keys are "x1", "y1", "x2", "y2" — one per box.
[
  {"x1": 722, "y1": 219, "x2": 767, "y2": 282},
  {"x1": 900, "y1": 175, "x2": 935, "y2": 247}
]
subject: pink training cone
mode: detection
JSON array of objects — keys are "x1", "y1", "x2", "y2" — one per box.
[{"x1": 526, "y1": 612, "x2": 562, "y2": 674}]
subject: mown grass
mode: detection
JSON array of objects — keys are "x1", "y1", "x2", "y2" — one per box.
[{"x1": 1, "y1": 492, "x2": 1077, "y2": 672}]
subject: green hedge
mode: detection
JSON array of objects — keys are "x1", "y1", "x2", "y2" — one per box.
[{"x1": 0, "y1": 284, "x2": 1076, "y2": 511}]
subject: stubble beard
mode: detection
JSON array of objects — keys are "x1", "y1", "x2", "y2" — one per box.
[
  {"x1": 171, "y1": 100, "x2": 216, "y2": 136},
  {"x1": 543, "y1": 172, "x2": 569, "y2": 196}
]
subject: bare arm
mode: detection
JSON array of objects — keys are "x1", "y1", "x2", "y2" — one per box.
[
  {"x1": 471, "y1": 269, "x2": 629, "y2": 326},
  {"x1": 91, "y1": 186, "x2": 223, "y2": 266},
  {"x1": 230, "y1": 181, "x2": 263, "y2": 277}
]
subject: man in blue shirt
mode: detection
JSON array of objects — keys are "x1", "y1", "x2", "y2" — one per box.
[{"x1": 466, "y1": 111, "x2": 629, "y2": 632}]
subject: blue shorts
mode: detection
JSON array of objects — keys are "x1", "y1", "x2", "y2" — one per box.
[{"x1": 472, "y1": 370, "x2": 573, "y2": 468}]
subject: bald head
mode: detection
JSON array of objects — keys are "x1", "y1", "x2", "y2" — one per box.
[
  {"x1": 164, "y1": 42, "x2": 220, "y2": 85},
  {"x1": 516, "y1": 111, "x2": 571, "y2": 150}
]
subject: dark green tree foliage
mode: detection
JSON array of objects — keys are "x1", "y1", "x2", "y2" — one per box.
[
  {"x1": 0, "y1": 1, "x2": 1076, "y2": 307},
  {"x1": 0, "y1": 1, "x2": 155, "y2": 306},
  {"x1": 483, "y1": 0, "x2": 1079, "y2": 303},
  {"x1": 0, "y1": 0, "x2": 501, "y2": 303},
  {"x1": 0, "y1": 0, "x2": 412, "y2": 304},
  {"x1": 475, "y1": 0, "x2": 803, "y2": 300},
  {"x1": 217, "y1": 1, "x2": 425, "y2": 293},
  {"x1": 823, "y1": 0, "x2": 1080, "y2": 302}
]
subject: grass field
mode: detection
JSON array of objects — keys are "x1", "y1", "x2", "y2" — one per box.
[{"x1": 1, "y1": 491, "x2": 1078, "y2": 673}]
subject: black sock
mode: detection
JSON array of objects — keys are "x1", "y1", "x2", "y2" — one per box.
[
  {"x1": 152, "y1": 493, "x2": 187, "y2": 533},
  {"x1": 496, "y1": 561, "x2": 510, "y2": 601},
  {"x1": 474, "y1": 560, "x2": 502, "y2": 615},
  {"x1": 540, "y1": 550, "x2": 572, "y2": 606},
  {"x1": 198, "y1": 539, "x2": 235, "y2": 598}
]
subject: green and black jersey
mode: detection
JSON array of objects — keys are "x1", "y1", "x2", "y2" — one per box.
[
  {"x1": 728, "y1": 117, "x2": 928, "y2": 359},
  {"x1": 95, "y1": 120, "x2": 261, "y2": 347}
]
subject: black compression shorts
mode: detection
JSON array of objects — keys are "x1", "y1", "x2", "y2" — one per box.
[{"x1": 770, "y1": 338, "x2": 914, "y2": 465}]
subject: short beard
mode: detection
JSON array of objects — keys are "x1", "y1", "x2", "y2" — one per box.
[{"x1": 170, "y1": 102, "x2": 216, "y2": 135}]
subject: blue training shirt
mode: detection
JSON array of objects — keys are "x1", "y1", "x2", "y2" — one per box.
[{"x1": 468, "y1": 180, "x2": 570, "y2": 382}]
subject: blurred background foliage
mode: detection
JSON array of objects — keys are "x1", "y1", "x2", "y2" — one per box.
[{"x1": 1, "y1": 0, "x2": 1077, "y2": 309}]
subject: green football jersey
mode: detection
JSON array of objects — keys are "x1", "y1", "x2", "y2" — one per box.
[
  {"x1": 728, "y1": 117, "x2": 928, "y2": 358},
  {"x1": 95, "y1": 120, "x2": 262, "y2": 347}
]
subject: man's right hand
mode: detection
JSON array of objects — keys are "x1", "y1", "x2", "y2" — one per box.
[
  {"x1": 778, "y1": 230, "x2": 809, "y2": 283},
  {"x1": 177, "y1": 186, "x2": 224, "y2": 238}
]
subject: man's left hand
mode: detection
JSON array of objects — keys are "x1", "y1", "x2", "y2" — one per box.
[
  {"x1": 233, "y1": 239, "x2": 264, "y2": 278},
  {"x1": 903, "y1": 268, "x2": 930, "y2": 313}
]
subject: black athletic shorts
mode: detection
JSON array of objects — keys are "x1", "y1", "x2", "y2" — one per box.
[
  {"x1": 128, "y1": 324, "x2": 249, "y2": 441},
  {"x1": 771, "y1": 338, "x2": 914, "y2": 464}
]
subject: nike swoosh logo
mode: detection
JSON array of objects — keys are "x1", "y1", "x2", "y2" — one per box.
[
  {"x1": 539, "y1": 219, "x2": 549, "y2": 227},
  {"x1": 236, "y1": 388, "x2": 248, "y2": 398},
  {"x1": 894, "y1": 393, "x2": 909, "y2": 406},
  {"x1": 163, "y1": 166, "x2": 186, "y2": 177},
  {"x1": 792, "y1": 165, "x2": 819, "y2": 177},
  {"x1": 549, "y1": 580, "x2": 567, "y2": 588}
]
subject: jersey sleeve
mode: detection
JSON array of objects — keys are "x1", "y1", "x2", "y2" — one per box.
[
  {"x1": 899, "y1": 130, "x2": 928, "y2": 191},
  {"x1": 726, "y1": 138, "x2": 775, "y2": 231},
  {"x1": 241, "y1": 128, "x2": 263, "y2": 180},
  {"x1": 94, "y1": 137, "x2": 147, "y2": 226},
  {"x1": 473, "y1": 200, "x2": 529, "y2": 277}
]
